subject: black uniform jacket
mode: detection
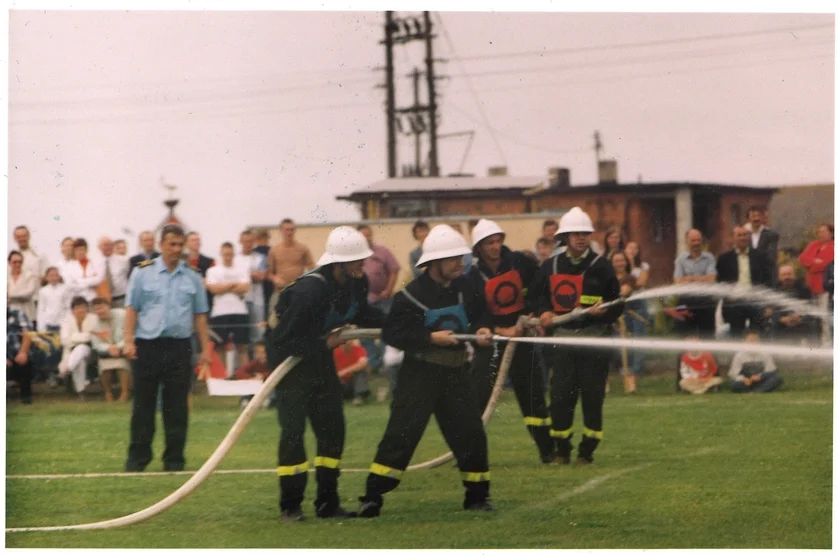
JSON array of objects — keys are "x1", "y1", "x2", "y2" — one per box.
[
  {"x1": 468, "y1": 246, "x2": 540, "y2": 329},
  {"x1": 271, "y1": 265, "x2": 385, "y2": 364},
  {"x1": 527, "y1": 249, "x2": 623, "y2": 332},
  {"x1": 716, "y1": 248, "x2": 773, "y2": 289},
  {"x1": 383, "y1": 271, "x2": 491, "y2": 354}
]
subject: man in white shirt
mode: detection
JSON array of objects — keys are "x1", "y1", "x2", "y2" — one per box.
[
  {"x1": 206, "y1": 242, "x2": 251, "y2": 370},
  {"x1": 63, "y1": 238, "x2": 106, "y2": 302},
  {"x1": 56, "y1": 237, "x2": 76, "y2": 283},
  {"x1": 98, "y1": 236, "x2": 130, "y2": 308},
  {"x1": 13, "y1": 225, "x2": 48, "y2": 303},
  {"x1": 235, "y1": 230, "x2": 268, "y2": 347}
]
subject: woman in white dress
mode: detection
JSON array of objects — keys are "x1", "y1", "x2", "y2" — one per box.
[{"x1": 58, "y1": 296, "x2": 99, "y2": 399}]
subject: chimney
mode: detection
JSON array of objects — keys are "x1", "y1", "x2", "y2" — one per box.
[
  {"x1": 548, "y1": 167, "x2": 571, "y2": 189},
  {"x1": 598, "y1": 159, "x2": 618, "y2": 185},
  {"x1": 488, "y1": 166, "x2": 508, "y2": 177}
]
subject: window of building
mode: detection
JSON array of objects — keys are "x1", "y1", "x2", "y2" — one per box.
[
  {"x1": 729, "y1": 203, "x2": 742, "y2": 231},
  {"x1": 387, "y1": 198, "x2": 438, "y2": 219}
]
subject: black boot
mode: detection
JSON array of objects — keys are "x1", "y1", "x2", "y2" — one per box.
[
  {"x1": 281, "y1": 507, "x2": 306, "y2": 523},
  {"x1": 549, "y1": 436, "x2": 573, "y2": 465},
  {"x1": 315, "y1": 500, "x2": 357, "y2": 518},
  {"x1": 577, "y1": 435, "x2": 600, "y2": 465},
  {"x1": 357, "y1": 495, "x2": 383, "y2": 518}
]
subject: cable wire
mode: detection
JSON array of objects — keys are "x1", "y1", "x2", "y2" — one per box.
[
  {"x1": 434, "y1": 12, "x2": 507, "y2": 166},
  {"x1": 451, "y1": 21, "x2": 834, "y2": 62}
]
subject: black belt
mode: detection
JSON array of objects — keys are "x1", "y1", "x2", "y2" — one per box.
[
  {"x1": 409, "y1": 348, "x2": 469, "y2": 368},
  {"x1": 136, "y1": 337, "x2": 189, "y2": 343},
  {"x1": 112, "y1": 295, "x2": 126, "y2": 301}
]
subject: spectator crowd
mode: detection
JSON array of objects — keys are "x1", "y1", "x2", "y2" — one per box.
[{"x1": 7, "y1": 204, "x2": 833, "y2": 405}]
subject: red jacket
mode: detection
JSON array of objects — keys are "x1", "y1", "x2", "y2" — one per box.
[
  {"x1": 799, "y1": 240, "x2": 834, "y2": 294},
  {"x1": 333, "y1": 344, "x2": 368, "y2": 384}
]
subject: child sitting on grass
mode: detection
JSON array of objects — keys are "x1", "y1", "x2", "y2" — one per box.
[
  {"x1": 727, "y1": 331, "x2": 784, "y2": 393},
  {"x1": 232, "y1": 341, "x2": 272, "y2": 410},
  {"x1": 678, "y1": 335, "x2": 723, "y2": 394}
]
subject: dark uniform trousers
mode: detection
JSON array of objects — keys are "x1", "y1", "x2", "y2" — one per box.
[
  {"x1": 548, "y1": 345, "x2": 609, "y2": 461},
  {"x1": 275, "y1": 351, "x2": 345, "y2": 512},
  {"x1": 127, "y1": 338, "x2": 193, "y2": 470},
  {"x1": 472, "y1": 342, "x2": 553, "y2": 459},
  {"x1": 7, "y1": 359, "x2": 33, "y2": 401},
  {"x1": 362, "y1": 358, "x2": 490, "y2": 509}
]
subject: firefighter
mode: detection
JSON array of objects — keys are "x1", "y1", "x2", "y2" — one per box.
[
  {"x1": 468, "y1": 218, "x2": 554, "y2": 462},
  {"x1": 528, "y1": 207, "x2": 623, "y2": 465},
  {"x1": 356, "y1": 224, "x2": 495, "y2": 518},
  {"x1": 268, "y1": 226, "x2": 385, "y2": 523}
]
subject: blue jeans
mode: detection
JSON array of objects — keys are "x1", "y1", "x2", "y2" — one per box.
[{"x1": 624, "y1": 300, "x2": 649, "y2": 376}]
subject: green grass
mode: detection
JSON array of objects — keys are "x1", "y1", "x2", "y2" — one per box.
[{"x1": 5, "y1": 370, "x2": 833, "y2": 549}]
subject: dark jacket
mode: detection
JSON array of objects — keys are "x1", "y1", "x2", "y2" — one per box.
[
  {"x1": 270, "y1": 266, "x2": 385, "y2": 365},
  {"x1": 128, "y1": 251, "x2": 160, "y2": 278},
  {"x1": 716, "y1": 247, "x2": 773, "y2": 288},
  {"x1": 383, "y1": 271, "x2": 490, "y2": 354},
  {"x1": 772, "y1": 279, "x2": 816, "y2": 330},
  {"x1": 185, "y1": 253, "x2": 216, "y2": 310},
  {"x1": 527, "y1": 249, "x2": 623, "y2": 333},
  {"x1": 824, "y1": 261, "x2": 834, "y2": 312},
  {"x1": 468, "y1": 246, "x2": 540, "y2": 328}
]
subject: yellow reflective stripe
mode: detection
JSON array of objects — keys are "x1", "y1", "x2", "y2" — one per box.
[
  {"x1": 314, "y1": 456, "x2": 340, "y2": 469},
  {"x1": 370, "y1": 463, "x2": 403, "y2": 480},
  {"x1": 277, "y1": 462, "x2": 309, "y2": 476},
  {"x1": 550, "y1": 428, "x2": 573, "y2": 439},
  {"x1": 580, "y1": 295, "x2": 602, "y2": 305},
  {"x1": 461, "y1": 471, "x2": 491, "y2": 482},
  {"x1": 524, "y1": 416, "x2": 552, "y2": 427},
  {"x1": 583, "y1": 427, "x2": 603, "y2": 439}
]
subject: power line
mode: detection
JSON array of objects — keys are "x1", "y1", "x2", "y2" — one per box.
[
  {"x1": 445, "y1": 35, "x2": 834, "y2": 81},
  {"x1": 8, "y1": 99, "x2": 382, "y2": 127},
  {"x1": 459, "y1": 52, "x2": 834, "y2": 96},
  {"x1": 451, "y1": 22, "x2": 834, "y2": 62},
  {"x1": 434, "y1": 12, "x2": 507, "y2": 166},
  {"x1": 10, "y1": 75, "x2": 380, "y2": 111},
  {"x1": 446, "y1": 102, "x2": 589, "y2": 156}
]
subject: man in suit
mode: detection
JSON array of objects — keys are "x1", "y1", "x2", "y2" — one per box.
[
  {"x1": 716, "y1": 226, "x2": 773, "y2": 338},
  {"x1": 129, "y1": 231, "x2": 160, "y2": 277},
  {"x1": 744, "y1": 205, "x2": 780, "y2": 286}
]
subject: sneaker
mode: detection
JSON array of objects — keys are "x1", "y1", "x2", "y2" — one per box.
[
  {"x1": 357, "y1": 501, "x2": 381, "y2": 518},
  {"x1": 464, "y1": 500, "x2": 496, "y2": 512},
  {"x1": 281, "y1": 508, "x2": 306, "y2": 523}
]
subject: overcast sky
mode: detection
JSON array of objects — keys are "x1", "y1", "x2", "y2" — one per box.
[{"x1": 4, "y1": 6, "x2": 835, "y2": 263}]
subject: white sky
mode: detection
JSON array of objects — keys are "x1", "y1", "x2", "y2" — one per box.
[{"x1": 3, "y1": 2, "x2": 836, "y2": 264}]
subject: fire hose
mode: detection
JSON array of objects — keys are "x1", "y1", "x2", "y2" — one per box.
[{"x1": 7, "y1": 305, "x2": 832, "y2": 532}]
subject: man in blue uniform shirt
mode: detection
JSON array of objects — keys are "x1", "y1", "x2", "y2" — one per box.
[{"x1": 123, "y1": 224, "x2": 212, "y2": 472}]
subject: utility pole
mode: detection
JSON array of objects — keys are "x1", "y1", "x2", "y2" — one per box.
[
  {"x1": 384, "y1": 11, "x2": 397, "y2": 178},
  {"x1": 378, "y1": 11, "x2": 445, "y2": 178},
  {"x1": 423, "y1": 11, "x2": 440, "y2": 177},
  {"x1": 411, "y1": 67, "x2": 423, "y2": 174}
]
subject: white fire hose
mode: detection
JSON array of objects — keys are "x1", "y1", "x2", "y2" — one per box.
[{"x1": 7, "y1": 296, "x2": 832, "y2": 533}]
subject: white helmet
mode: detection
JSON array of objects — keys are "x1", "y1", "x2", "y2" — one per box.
[
  {"x1": 470, "y1": 218, "x2": 505, "y2": 248},
  {"x1": 555, "y1": 207, "x2": 595, "y2": 238},
  {"x1": 316, "y1": 226, "x2": 374, "y2": 266},
  {"x1": 415, "y1": 225, "x2": 471, "y2": 267}
]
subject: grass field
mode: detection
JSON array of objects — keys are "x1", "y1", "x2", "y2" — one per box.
[{"x1": 4, "y1": 369, "x2": 834, "y2": 549}]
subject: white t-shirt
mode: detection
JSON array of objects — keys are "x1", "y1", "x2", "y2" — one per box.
[
  {"x1": 234, "y1": 252, "x2": 266, "y2": 304},
  {"x1": 206, "y1": 264, "x2": 250, "y2": 317},
  {"x1": 631, "y1": 262, "x2": 650, "y2": 280}
]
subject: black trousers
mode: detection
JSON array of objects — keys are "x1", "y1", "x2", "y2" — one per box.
[
  {"x1": 7, "y1": 358, "x2": 33, "y2": 401},
  {"x1": 472, "y1": 342, "x2": 553, "y2": 459},
  {"x1": 362, "y1": 358, "x2": 490, "y2": 509},
  {"x1": 548, "y1": 345, "x2": 610, "y2": 461},
  {"x1": 126, "y1": 338, "x2": 192, "y2": 471},
  {"x1": 275, "y1": 353, "x2": 345, "y2": 512}
]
